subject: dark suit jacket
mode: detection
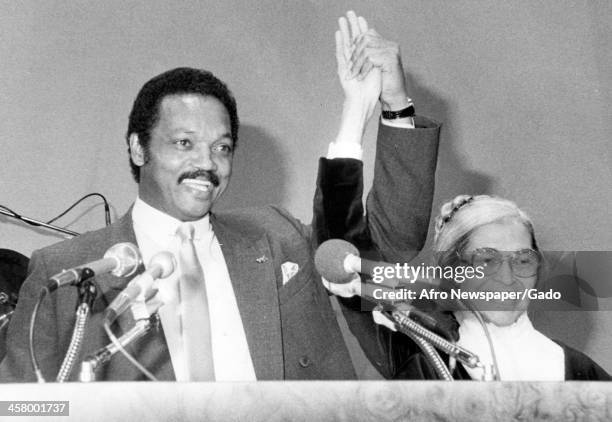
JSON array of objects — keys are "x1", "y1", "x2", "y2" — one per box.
[
  {"x1": 387, "y1": 326, "x2": 611, "y2": 380},
  {"x1": 0, "y1": 120, "x2": 440, "y2": 382}
]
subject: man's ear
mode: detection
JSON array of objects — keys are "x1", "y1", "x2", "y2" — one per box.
[{"x1": 129, "y1": 133, "x2": 146, "y2": 166}]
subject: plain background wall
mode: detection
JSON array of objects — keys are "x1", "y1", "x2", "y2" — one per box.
[{"x1": 1, "y1": 1, "x2": 611, "y2": 373}]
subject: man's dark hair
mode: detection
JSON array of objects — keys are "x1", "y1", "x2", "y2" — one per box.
[{"x1": 126, "y1": 67, "x2": 239, "y2": 182}]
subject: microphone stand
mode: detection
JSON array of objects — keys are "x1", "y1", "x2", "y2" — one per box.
[
  {"x1": 56, "y1": 271, "x2": 97, "y2": 382},
  {"x1": 385, "y1": 309, "x2": 484, "y2": 381},
  {"x1": 0, "y1": 208, "x2": 79, "y2": 237},
  {"x1": 79, "y1": 314, "x2": 159, "y2": 382}
]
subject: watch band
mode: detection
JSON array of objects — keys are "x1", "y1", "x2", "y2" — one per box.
[{"x1": 381, "y1": 103, "x2": 415, "y2": 120}]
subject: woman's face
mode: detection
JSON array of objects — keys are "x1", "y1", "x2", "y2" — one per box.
[{"x1": 460, "y1": 218, "x2": 537, "y2": 326}]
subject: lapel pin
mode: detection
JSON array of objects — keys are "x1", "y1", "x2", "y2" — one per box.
[{"x1": 255, "y1": 255, "x2": 269, "y2": 263}]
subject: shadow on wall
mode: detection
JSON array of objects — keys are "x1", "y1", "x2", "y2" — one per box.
[
  {"x1": 406, "y1": 72, "x2": 493, "y2": 204},
  {"x1": 217, "y1": 124, "x2": 288, "y2": 211},
  {"x1": 406, "y1": 71, "x2": 493, "y2": 267}
]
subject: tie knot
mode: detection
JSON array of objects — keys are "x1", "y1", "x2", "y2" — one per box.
[{"x1": 176, "y1": 223, "x2": 196, "y2": 241}]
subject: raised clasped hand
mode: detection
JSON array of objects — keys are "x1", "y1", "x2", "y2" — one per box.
[
  {"x1": 336, "y1": 11, "x2": 382, "y2": 116},
  {"x1": 343, "y1": 11, "x2": 410, "y2": 111}
]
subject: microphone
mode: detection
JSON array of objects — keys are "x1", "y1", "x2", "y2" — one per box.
[
  {"x1": 103, "y1": 251, "x2": 175, "y2": 323},
  {"x1": 315, "y1": 239, "x2": 456, "y2": 338},
  {"x1": 314, "y1": 239, "x2": 404, "y2": 287},
  {"x1": 47, "y1": 243, "x2": 141, "y2": 292}
]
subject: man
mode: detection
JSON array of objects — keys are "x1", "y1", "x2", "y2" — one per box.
[{"x1": 0, "y1": 12, "x2": 439, "y2": 381}]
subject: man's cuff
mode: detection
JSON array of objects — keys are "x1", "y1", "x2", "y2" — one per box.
[
  {"x1": 381, "y1": 116, "x2": 415, "y2": 129},
  {"x1": 326, "y1": 142, "x2": 363, "y2": 160}
]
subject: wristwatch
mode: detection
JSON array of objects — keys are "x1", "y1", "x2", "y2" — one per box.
[{"x1": 381, "y1": 102, "x2": 415, "y2": 119}]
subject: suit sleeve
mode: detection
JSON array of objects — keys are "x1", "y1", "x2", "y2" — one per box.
[
  {"x1": 312, "y1": 158, "x2": 364, "y2": 249},
  {"x1": 0, "y1": 250, "x2": 61, "y2": 382},
  {"x1": 313, "y1": 117, "x2": 440, "y2": 262},
  {"x1": 312, "y1": 116, "x2": 441, "y2": 379},
  {"x1": 365, "y1": 117, "x2": 441, "y2": 262}
]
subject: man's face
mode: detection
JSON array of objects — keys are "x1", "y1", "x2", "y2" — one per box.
[{"x1": 130, "y1": 94, "x2": 233, "y2": 221}]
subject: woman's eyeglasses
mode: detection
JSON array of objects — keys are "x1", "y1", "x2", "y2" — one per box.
[{"x1": 459, "y1": 247, "x2": 541, "y2": 278}]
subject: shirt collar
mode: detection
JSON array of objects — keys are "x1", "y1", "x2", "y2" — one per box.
[
  {"x1": 455, "y1": 310, "x2": 531, "y2": 338},
  {"x1": 132, "y1": 196, "x2": 212, "y2": 242}
]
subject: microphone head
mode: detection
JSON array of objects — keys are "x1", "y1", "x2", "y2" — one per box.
[
  {"x1": 149, "y1": 251, "x2": 175, "y2": 279},
  {"x1": 314, "y1": 239, "x2": 359, "y2": 284},
  {"x1": 104, "y1": 242, "x2": 141, "y2": 277}
]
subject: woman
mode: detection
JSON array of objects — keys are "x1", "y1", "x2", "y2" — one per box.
[{"x1": 376, "y1": 194, "x2": 610, "y2": 380}]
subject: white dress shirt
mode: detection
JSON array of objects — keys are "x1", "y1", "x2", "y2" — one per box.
[{"x1": 132, "y1": 198, "x2": 257, "y2": 381}]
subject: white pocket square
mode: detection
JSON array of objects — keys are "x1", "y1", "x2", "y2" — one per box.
[{"x1": 281, "y1": 261, "x2": 299, "y2": 285}]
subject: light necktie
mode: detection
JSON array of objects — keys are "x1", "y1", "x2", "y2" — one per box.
[{"x1": 176, "y1": 223, "x2": 215, "y2": 381}]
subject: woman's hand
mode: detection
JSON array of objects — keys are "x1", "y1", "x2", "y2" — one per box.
[{"x1": 335, "y1": 11, "x2": 381, "y2": 121}]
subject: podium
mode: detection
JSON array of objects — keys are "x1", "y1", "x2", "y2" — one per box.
[{"x1": 0, "y1": 381, "x2": 610, "y2": 421}]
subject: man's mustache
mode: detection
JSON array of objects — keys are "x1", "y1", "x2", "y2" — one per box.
[{"x1": 178, "y1": 169, "x2": 220, "y2": 187}]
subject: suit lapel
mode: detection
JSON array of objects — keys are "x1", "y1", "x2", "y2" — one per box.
[
  {"x1": 92, "y1": 210, "x2": 174, "y2": 381},
  {"x1": 212, "y1": 214, "x2": 284, "y2": 380},
  {"x1": 94, "y1": 211, "x2": 141, "y2": 309}
]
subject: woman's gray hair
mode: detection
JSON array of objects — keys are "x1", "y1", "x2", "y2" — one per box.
[{"x1": 433, "y1": 195, "x2": 538, "y2": 268}]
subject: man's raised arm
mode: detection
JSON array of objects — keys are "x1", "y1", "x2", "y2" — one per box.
[{"x1": 314, "y1": 11, "x2": 440, "y2": 264}]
